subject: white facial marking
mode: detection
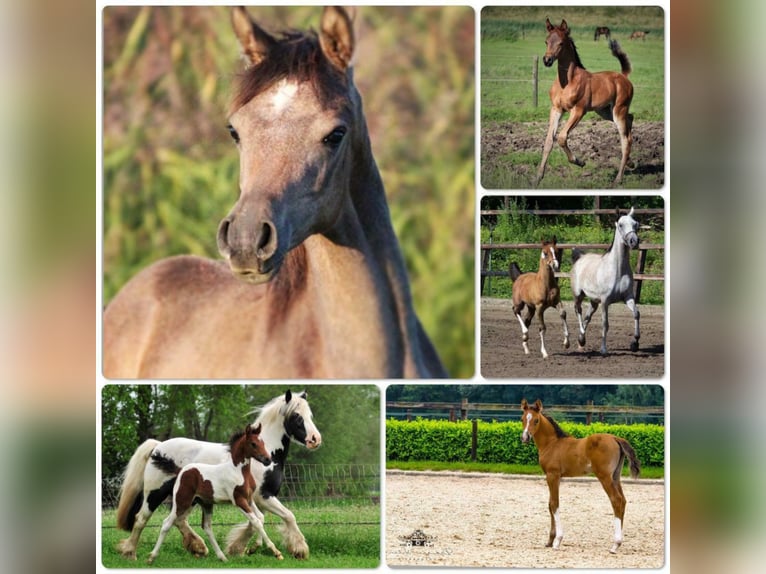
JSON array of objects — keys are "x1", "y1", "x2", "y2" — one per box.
[{"x1": 270, "y1": 80, "x2": 298, "y2": 114}]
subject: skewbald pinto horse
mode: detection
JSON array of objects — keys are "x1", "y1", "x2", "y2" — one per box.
[
  {"x1": 509, "y1": 237, "x2": 570, "y2": 358},
  {"x1": 102, "y1": 6, "x2": 447, "y2": 379},
  {"x1": 521, "y1": 399, "x2": 641, "y2": 554},
  {"x1": 534, "y1": 18, "x2": 634, "y2": 187}
]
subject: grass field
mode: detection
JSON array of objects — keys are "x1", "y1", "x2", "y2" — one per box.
[{"x1": 101, "y1": 501, "x2": 380, "y2": 568}]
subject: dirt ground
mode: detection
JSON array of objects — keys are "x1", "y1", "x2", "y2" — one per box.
[
  {"x1": 481, "y1": 120, "x2": 665, "y2": 188},
  {"x1": 481, "y1": 298, "x2": 665, "y2": 378},
  {"x1": 386, "y1": 471, "x2": 665, "y2": 568}
]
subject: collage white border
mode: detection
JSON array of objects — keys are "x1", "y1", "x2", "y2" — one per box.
[{"x1": 96, "y1": 1, "x2": 671, "y2": 572}]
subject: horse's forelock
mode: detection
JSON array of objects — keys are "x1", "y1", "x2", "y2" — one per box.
[
  {"x1": 250, "y1": 392, "x2": 313, "y2": 427},
  {"x1": 229, "y1": 30, "x2": 349, "y2": 115}
]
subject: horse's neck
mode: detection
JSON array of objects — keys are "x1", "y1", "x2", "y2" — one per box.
[
  {"x1": 607, "y1": 232, "x2": 631, "y2": 274},
  {"x1": 345, "y1": 98, "x2": 437, "y2": 377},
  {"x1": 537, "y1": 259, "x2": 555, "y2": 287},
  {"x1": 257, "y1": 412, "x2": 291, "y2": 465},
  {"x1": 533, "y1": 418, "x2": 559, "y2": 454},
  {"x1": 557, "y1": 41, "x2": 583, "y2": 88}
]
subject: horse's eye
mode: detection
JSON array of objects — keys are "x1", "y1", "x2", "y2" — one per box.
[
  {"x1": 323, "y1": 127, "x2": 347, "y2": 146},
  {"x1": 227, "y1": 124, "x2": 240, "y2": 144}
]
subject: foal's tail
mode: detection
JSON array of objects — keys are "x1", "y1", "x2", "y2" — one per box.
[
  {"x1": 116, "y1": 439, "x2": 160, "y2": 531},
  {"x1": 615, "y1": 437, "x2": 641, "y2": 480},
  {"x1": 571, "y1": 247, "x2": 585, "y2": 265},
  {"x1": 509, "y1": 261, "x2": 523, "y2": 282},
  {"x1": 609, "y1": 39, "x2": 632, "y2": 77}
]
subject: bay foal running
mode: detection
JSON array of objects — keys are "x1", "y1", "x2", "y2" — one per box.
[
  {"x1": 521, "y1": 399, "x2": 640, "y2": 553},
  {"x1": 147, "y1": 424, "x2": 283, "y2": 563},
  {"x1": 534, "y1": 18, "x2": 634, "y2": 186},
  {"x1": 510, "y1": 238, "x2": 570, "y2": 358}
]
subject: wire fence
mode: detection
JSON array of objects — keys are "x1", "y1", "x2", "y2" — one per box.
[{"x1": 102, "y1": 463, "x2": 380, "y2": 512}]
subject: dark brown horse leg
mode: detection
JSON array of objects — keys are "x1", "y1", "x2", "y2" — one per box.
[
  {"x1": 557, "y1": 106, "x2": 586, "y2": 168},
  {"x1": 534, "y1": 107, "x2": 563, "y2": 186},
  {"x1": 546, "y1": 473, "x2": 563, "y2": 548},
  {"x1": 556, "y1": 301, "x2": 570, "y2": 348},
  {"x1": 595, "y1": 472, "x2": 627, "y2": 553}
]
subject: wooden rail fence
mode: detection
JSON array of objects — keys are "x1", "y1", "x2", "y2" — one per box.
[{"x1": 387, "y1": 400, "x2": 664, "y2": 425}]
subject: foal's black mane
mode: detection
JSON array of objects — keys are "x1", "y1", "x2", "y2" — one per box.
[
  {"x1": 230, "y1": 29, "x2": 348, "y2": 114},
  {"x1": 227, "y1": 428, "x2": 247, "y2": 450},
  {"x1": 543, "y1": 412, "x2": 570, "y2": 438}
]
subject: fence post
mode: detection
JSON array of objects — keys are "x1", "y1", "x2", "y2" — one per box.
[
  {"x1": 634, "y1": 248, "x2": 647, "y2": 304},
  {"x1": 406, "y1": 408, "x2": 412, "y2": 422},
  {"x1": 461, "y1": 398, "x2": 469, "y2": 421},
  {"x1": 471, "y1": 419, "x2": 478, "y2": 461},
  {"x1": 586, "y1": 400, "x2": 593, "y2": 425},
  {"x1": 532, "y1": 55, "x2": 539, "y2": 108}
]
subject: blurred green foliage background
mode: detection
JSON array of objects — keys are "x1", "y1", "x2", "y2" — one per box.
[{"x1": 102, "y1": 6, "x2": 476, "y2": 377}]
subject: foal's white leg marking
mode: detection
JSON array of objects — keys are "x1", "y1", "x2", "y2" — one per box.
[
  {"x1": 147, "y1": 512, "x2": 176, "y2": 564},
  {"x1": 516, "y1": 313, "x2": 530, "y2": 355},
  {"x1": 539, "y1": 330, "x2": 549, "y2": 359},
  {"x1": 202, "y1": 508, "x2": 227, "y2": 561},
  {"x1": 552, "y1": 509, "x2": 563, "y2": 549},
  {"x1": 558, "y1": 302, "x2": 570, "y2": 348},
  {"x1": 610, "y1": 517, "x2": 623, "y2": 554}
]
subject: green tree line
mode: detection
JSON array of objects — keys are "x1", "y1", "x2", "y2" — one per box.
[{"x1": 102, "y1": 385, "x2": 380, "y2": 481}]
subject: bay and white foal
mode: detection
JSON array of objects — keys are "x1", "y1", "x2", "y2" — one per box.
[{"x1": 147, "y1": 424, "x2": 283, "y2": 563}]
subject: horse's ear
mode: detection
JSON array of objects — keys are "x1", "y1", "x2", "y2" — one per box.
[
  {"x1": 285, "y1": 389, "x2": 293, "y2": 403},
  {"x1": 628, "y1": 206, "x2": 635, "y2": 217},
  {"x1": 298, "y1": 390, "x2": 308, "y2": 400},
  {"x1": 545, "y1": 18, "x2": 554, "y2": 32},
  {"x1": 320, "y1": 6, "x2": 355, "y2": 71},
  {"x1": 245, "y1": 423, "x2": 252, "y2": 434},
  {"x1": 560, "y1": 20, "x2": 569, "y2": 34},
  {"x1": 535, "y1": 399, "x2": 543, "y2": 411},
  {"x1": 253, "y1": 423, "x2": 262, "y2": 434},
  {"x1": 552, "y1": 235, "x2": 557, "y2": 244},
  {"x1": 521, "y1": 398, "x2": 529, "y2": 410},
  {"x1": 231, "y1": 6, "x2": 276, "y2": 67}
]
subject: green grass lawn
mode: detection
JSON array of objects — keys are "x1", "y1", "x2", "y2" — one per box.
[
  {"x1": 101, "y1": 501, "x2": 380, "y2": 568},
  {"x1": 387, "y1": 460, "x2": 664, "y2": 480}
]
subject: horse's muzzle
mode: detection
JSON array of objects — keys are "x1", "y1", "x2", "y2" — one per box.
[
  {"x1": 627, "y1": 233, "x2": 639, "y2": 249},
  {"x1": 543, "y1": 56, "x2": 554, "y2": 67},
  {"x1": 305, "y1": 433, "x2": 322, "y2": 449},
  {"x1": 217, "y1": 216, "x2": 281, "y2": 283}
]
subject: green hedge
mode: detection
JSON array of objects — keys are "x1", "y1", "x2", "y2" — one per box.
[{"x1": 386, "y1": 419, "x2": 664, "y2": 467}]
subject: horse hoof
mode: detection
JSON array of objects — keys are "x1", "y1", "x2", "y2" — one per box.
[
  {"x1": 563, "y1": 340, "x2": 570, "y2": 349},
  {"x1": 630, "y1": 341, "x2": 639, "y2": 352}
]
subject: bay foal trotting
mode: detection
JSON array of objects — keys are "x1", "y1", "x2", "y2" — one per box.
[
  {"x1": 102, "y1": 7, "x2": 447, "y2": 379},
  {"x1": 534, "y1": 19, "x2": 634, "y2": 187},
  {"x1": 570, "y1": 208, "x2": 641, "y2": 355},
  {"x1": 147, "y1": 424, "x2": 283, "y2": 564},
  {"x1": 520, "y1": 399, "x2": 640, "y2": 554},
  {"x1": 509, "y1": 238, "x2": 569, "y2": 358}
]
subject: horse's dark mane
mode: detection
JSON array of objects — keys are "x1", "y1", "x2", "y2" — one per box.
[
  {"x1": 543, "y1": 412, "x2": 570, "y2": 438},
  {"x1": 230, "y1": 30, "x2": 348, "y2": 114},
  {"x1": 227, "y1": 428, "x2": 247, "y2": 450},
  {"x1": 566, "y1": 35, "x2": 586, "y2": 70}
]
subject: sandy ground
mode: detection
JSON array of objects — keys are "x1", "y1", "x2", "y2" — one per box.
[
  {"x1": 481, "y1": 298, "x2": 665, "y2": 378},
  {"x1": 386, "y1": 471, "x2": 665, "y2": 568}
]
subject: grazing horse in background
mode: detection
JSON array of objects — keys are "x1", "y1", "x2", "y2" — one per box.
[
  {"x1": 520, "y1": 399, "x2": 640, "y2": 554},
  {"x1": 147, "y1": 424, "x2": 283, "y2": 563},
  {"x1": 534, "y1": 18, "x2": 634, "y2": 187},
  {"x1": 629, "y1": 30, "x2": 650, "y2": 40},
  {"x1": 509, "y1": 238, "x2": 570, "y2": 358},
  {"x1": 593, "y1": 26, "x2": 611, "y2": 41},
  {"x1": 570, "y1": 208, "x2": 641, "y2": 355},
  {"x1": 116, "y1": 390, "x2": 321, "y2": 560},
  {"x1": 102, "y1": 6, "x2": 447, "y2": 379}
]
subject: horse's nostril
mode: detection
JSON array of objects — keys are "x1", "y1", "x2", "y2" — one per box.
[
  {"x1": 217, "y1": 218, "x2": 232, "y2": 257},
  {"x1": 256, "y1": 221, "x2": 278, "y2": 261}
]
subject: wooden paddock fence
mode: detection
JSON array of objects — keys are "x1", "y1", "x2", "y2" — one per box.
[
  {"x1": 480, "y1": 208, "x2": 665, "y2": 303},
  {"x1": 386, "y1": 400, "x2": 664, "y2": 425}
]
